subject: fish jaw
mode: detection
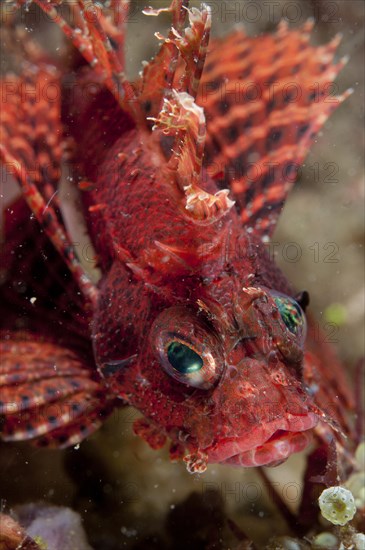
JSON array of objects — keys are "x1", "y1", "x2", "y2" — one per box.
[
  {"x1": 177, "y1": 347, "x2": 320, "y2": 468},
  {"x1": 203, "y1": 413, "x2": 318, "y2": 466}
]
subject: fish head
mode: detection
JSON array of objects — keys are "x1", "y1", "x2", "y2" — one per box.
[
  {"x1": 93, "y1": 262, "x2": 318, "y2": 468},
  {"x1": 147, "y1": 284, "x2": 317, "y2": 467}
]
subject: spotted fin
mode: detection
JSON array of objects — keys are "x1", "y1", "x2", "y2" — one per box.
[
  {"x1": 0, "y1": 332, "x2": 116, "y2": 448},
  {"x1": 198, "y1": 20, "x2": 351, "y2": 237}
]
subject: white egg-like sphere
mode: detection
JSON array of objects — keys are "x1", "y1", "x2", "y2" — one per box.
[{"x1": 318, "y1": 486, "x2": 357, "y2": 526}]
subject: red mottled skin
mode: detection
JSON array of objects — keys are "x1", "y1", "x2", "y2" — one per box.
[
  {"x1": 80, "y1": 129, "x2": 312, "y2": 467},
  {"x1": 0, "y1": 0, "x2": 355, "y2": 472},
  {"x1": 70, "y1": 109, "x2": 350, "y2": 468}
]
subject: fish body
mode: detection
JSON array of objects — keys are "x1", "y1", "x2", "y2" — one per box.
[{"x1": 0, "y1": 0, "x2": 354, "y2": 472}]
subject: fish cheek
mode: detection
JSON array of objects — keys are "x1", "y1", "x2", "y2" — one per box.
[
  {"x1": 91, "y1": 261, "x2": 151, "y2": 397},
  {"x1": 274, "y1": 335, "x2": 304, "y2": 381}
]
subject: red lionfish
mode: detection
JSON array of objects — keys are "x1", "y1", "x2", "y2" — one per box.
[{"x1": 0, "y1": 0, "x2": 355, "y2": 473}]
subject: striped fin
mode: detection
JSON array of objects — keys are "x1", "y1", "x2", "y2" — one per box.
[
  {"x1": 0, "y1": 333, "x2": 116, "y2": 448},
  {"x1": 0, "y1": 198, "x2": 90, "y2": 342},
  {"x1": 1, "y1": 63, "x2": 98, "y2": 305},
  {"x1": 198, "y1": 20, "x2": 351, "y2": 237},
  {"x1": 31, "y1": 0, "x2": 138, "y2": 119},
  {"x1": 1, "y1": 65, "x2": 62, "y2": 205}
]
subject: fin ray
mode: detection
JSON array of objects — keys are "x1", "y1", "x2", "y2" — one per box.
[
  {"x1": 1, "y1": 63, "x2": 98, "y2": 304},
  {"x1": 0, "y1": 333, "x2": 116, "y2": 447},
  {"x1": 198, "y1": 22, "x2": 350, "y2": 237}
]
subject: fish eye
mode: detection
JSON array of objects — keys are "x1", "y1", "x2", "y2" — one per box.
[
  {"x1": 167, "y1": 341, "x2": 203, "y2": 374},
  {"x1": 151, "y1": 306, "x2": 224, "y2": 389},
  {"x1": 161, "y1": 337, "x2": 216, "y2": 388},
  {"x1": 271, "y1": 292, "x2": 307, "y2": 345}
]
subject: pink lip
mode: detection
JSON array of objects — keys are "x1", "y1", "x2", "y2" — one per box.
[{"x1": 204, "y1": 412, "x2": 318, "y2": 467}]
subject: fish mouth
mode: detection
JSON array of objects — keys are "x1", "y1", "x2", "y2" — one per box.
[{"x1": 204, "y1": 413, "x2": 318, "y2": 467}]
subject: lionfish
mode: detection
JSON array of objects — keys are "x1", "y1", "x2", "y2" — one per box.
[{"x1": 0, "y1": 0, "x2": 355, "y2": 474}]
